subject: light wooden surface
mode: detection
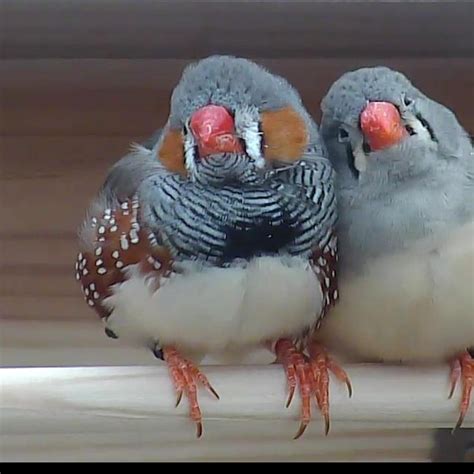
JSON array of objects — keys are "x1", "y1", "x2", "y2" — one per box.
[
  {"x1": 0, "y1": 319, "x2": 153, "y2": 368},
  {"x1": 1, "y1": 58, "x2": 473, "y2": 323},
  {"x1": 1, "y1": 364, "x2": 472, "y2": 462},
  {"x1": 0, "y1": 318, "x2": 382, "y2": 367}
]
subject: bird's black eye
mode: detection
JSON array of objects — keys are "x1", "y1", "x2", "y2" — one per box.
[
  {"x1": 403, "y1": 95, "x2": 413, "y2": 107},
  {"x1": 338, "y1": 127, "x2": 349, "y2": 142}
]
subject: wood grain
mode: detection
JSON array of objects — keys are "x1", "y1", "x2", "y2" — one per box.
[
  {"x1": 1, "y1": 363, "x2": 471, "y2": 461},
  {"x1": 0, "y1": 425, "x2": 434, "y2": 462},
  {"x1": 2, "y1": 58, "x2": 473, "y2": 136},
  {"x1": 0, "y1": 319, "x2": 311, "y2": 367},
  {"x1": 2, "y1": 1, "x2": 473, "y2": 59}
]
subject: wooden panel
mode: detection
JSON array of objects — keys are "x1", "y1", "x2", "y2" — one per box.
[
  {"x1": 2, "y1": 1, "x2": 473, "y2": 59},
  {"x1": 0, "y1": 320, "x2": 152, "y2": 367},
  {"x1": 2, "y1": 363, "x2": 472, "y2": 461},
  {"x1": 1, "y1": 295, "x2": 86, "y2": 320},
  {"x1": 1, "y1": 58, "x2": 473, "y2": 136},
  {"x1": 0, "y1": 425, "x2": 434, "y2": 462},
  {"x1": 0, "y1": 137, "x2": 141, "y2": 236},
  {"x1": 0, "y1": 320, "x2": 274, "y2": 367},
  {"x1": 0, "y1": 135, "x2": 142, "y2": 178},
  {"x1": 2, "y1": 236, "x2": 80, "y2": 267},
  {"x1": 2, "y1": 167, "x2": 107, "y2": 237},
  {"x1": 1, "y1": 430, "x2": 434, "y2": 462},
  {"x1": 0, "y1": 137, "x2": 128, "y2": 320}
]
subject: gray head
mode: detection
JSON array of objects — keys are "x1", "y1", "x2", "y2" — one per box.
[
  {"x1": 320, "y1": 66, "x2": 473, "y2": 265},
  {"x1": 154, "y1": 55, "x2": 325, "y2": 185},
  {"x1": 320, "y1": 66, "x2": 472, "y2": 193}
]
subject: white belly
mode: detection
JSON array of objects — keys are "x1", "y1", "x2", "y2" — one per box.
[
  {"x1": 105, "y1": 256, "x2": 323, "y2": 353},
  {"x1": 317, "y1": 221, "x2": 474, "y2": 363}
]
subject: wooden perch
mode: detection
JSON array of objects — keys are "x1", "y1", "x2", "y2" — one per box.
[{"x1": 1, "y1": 364, "x2": 472, "y2": 461}]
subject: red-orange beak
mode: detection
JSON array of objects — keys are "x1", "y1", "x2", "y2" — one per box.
[
  {"x1": 360, "y1": 101, "x2": 409, "y2": 151},
  {"x1": 189, "y1": 105, "x2": 243, "y2": 157}
]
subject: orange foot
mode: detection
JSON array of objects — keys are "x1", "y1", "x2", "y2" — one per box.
[
  {"x1": 449, "y1": 350, "x2": 473, "y2": 430},
  {"x1": 308, "y1": 341, "x2": 352, "y2": 436},
  {"x1": 274, "y1": 338, "x2": 352, "y2": 439},
  {"x1": 162, "y1": 346, "x2": 219, "y2": 438}
]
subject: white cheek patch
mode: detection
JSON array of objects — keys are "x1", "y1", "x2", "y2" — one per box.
[
  {"x1": 401, "y1": 110, "x2": 431, "y2": 142},
  {"x1": 235, "y1": 107, "x2": 266, "y2": 169},
  {"x1": 183, "y1": 132, "x2": 198, "y2": 176},
  {"x1": 353, "y1": 143, "x2": 368, "y2": 172}
]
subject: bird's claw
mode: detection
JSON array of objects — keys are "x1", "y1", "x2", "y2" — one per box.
[
  {"x1": 275, "y1": 339, "x2": 351, "y2": 439},
  {"x1": 163, "y1": 346, "x2": 219, "y2": 438},
  {"x1": 309, "y1": 342, "x2": 352, "y2": 436},
  {"x1": 449, "y1": 350, "x2": 473, "y2": 431},
  {"x1": 275, "y1": 339, "x2": 314, "y2": 439}
]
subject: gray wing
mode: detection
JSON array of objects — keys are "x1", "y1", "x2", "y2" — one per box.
[
  {"x1": 100, "y1": 149, "x2": 161, "y2": 204},
  {"x1": 100, "y1": 130, "x2": 164, "y2": 204},
  {"x1": 267, "y1": 154, "x2": 337, "y2": 243},
  {"x1": 79, "y1": 132, "x2": 165, "y2": 249}
]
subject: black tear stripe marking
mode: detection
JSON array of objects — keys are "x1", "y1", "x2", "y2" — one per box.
[
  {"x1": 345, "y1": 142, "x2": 359, "y2": 179},
  {"x1": 416, "y1": 113, "x2": 437, "y2": 142}
]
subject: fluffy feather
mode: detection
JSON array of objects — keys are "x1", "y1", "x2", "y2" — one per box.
[
  {"x1": 105, "y1": 256, "x2": 323, "y2": 353},
  {"x1": 317, "y1": 221, "x2": 474, "y2": 363}
]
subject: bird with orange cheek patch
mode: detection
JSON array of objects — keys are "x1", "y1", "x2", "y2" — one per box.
[
  {"x1": 317, "y1": 66, "x2": 474, "y2": 430},
  {"x1": 75, "y1": 55, "x2": 350, "y2": 438}
]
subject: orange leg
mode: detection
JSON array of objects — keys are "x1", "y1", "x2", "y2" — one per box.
[
  {"x1": 274, "y1": 339, "x2": 314, "y2": 439},
  {"x1": 449, "y1": 350, "x2": 473, "y2": 430},
  {"x1": 274, "y1": 338, "x2": 351, "y2": 439},
  {"x1": 308, "y1": 342, "x2": 352, "y2": 436},
  {"x1": 163, "y1": 346, "x2": 219, "y2": 438}
]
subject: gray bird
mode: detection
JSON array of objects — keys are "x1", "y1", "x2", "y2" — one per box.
[
  {"x1": 317, "y1": 66, "x2": 474, "y2": 429},
  {"x1": 75, "y1": 55, "x2": 350, "y2": 438}
]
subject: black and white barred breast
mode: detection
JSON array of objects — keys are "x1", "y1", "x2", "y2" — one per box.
[{"x1": 139, "y1": 157, "x2": 336, "y2": 266}]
